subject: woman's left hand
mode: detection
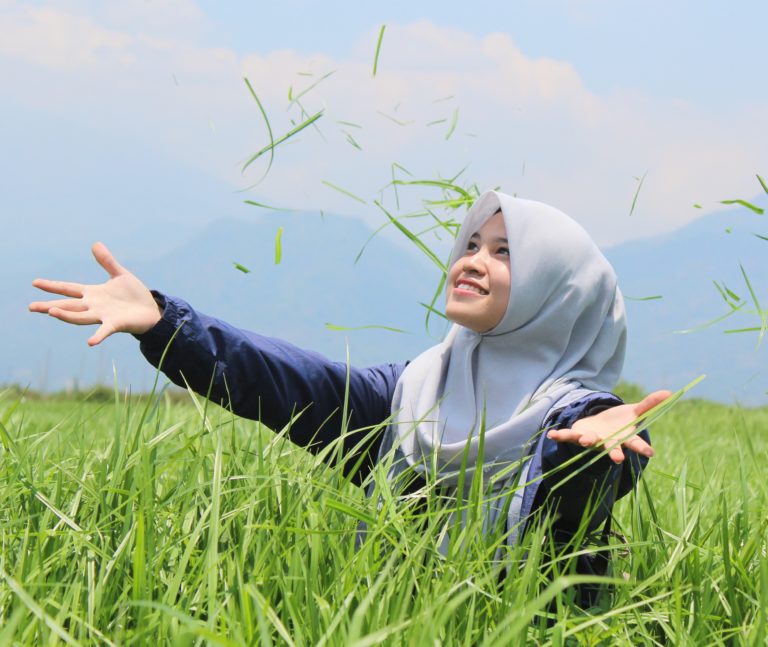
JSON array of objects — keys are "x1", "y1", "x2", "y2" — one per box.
[{"x1": 546, "y1": 390, "x2": 672, "y2": 464}]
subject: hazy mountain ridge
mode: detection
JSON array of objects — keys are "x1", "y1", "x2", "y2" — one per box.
[{"x1": 9, "y1": 200, "x2": 767, "y2": 404}]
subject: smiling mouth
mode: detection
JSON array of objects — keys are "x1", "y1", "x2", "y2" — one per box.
[{"x1": 455, "y1": 280, "x2": 488, "y2": 296}]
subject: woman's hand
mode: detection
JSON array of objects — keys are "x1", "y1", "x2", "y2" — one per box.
[
  {"x1": 29, "y1": 242, "x2": 162, "y2": 346},
  {"x1": 546, "y1": 390, "x2": 672, "y2": 464}
]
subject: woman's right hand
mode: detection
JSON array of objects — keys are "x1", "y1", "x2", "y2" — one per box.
[{"x1": 29, "y1": 242, "x2": 163, "y2": 346}]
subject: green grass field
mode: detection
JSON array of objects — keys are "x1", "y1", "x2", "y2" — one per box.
[{"x1": 1, "y1": 383, "x2": 766, "y2": 645}]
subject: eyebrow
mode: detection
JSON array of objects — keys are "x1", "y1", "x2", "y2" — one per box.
[{"x1": 469, "y1": 232, "x2": 509, "y2": 244}]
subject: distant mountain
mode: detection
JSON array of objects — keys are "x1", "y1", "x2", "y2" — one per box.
[
  {"x1": 8, "y1": 201, "x2": 767, "y2": 405},
  {"x1": 10, "y1": 211, "x2": 442, "y2": 392},
  {"x1": 604, "y1": 201, "x2": 767, "y2": 405}
]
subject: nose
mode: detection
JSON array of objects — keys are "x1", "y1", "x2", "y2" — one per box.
[{"x1": 462, "y1": 248, "x2": 490, "y2": 273}]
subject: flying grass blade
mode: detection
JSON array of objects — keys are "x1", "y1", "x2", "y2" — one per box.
[
  {"x1": 433, "y1": 95, "x2": 455, "y2": 103},
  {"x1": 424, "y1": 273, "x2": 447, "y2": 332},
  {"x1": 354, "y1": 219, "x2": 395, "y2": 263},
  {"x1": 336, "y1": 120, "x2": 362, "y2": 129},
  {"x1": 629, "y1": 171, "x2": 647, "y2": 216},
  {"x1": 754, "y1": 233, "x2": 768, "y2": 242},
  {"x1": 374, "y1": 200, "x2": 447, "y2": 272},
  {"x1": 343, "y1": 130, "x2": 362, "y2": 150},
  {"x1": 713, "y1": 280, "x2": 743, "y2": 309},
  {"x1": 393, "y1": 178, "x2": 473, "y2": 202},
  {"x1": 321, "y1": 179, "x2": 367, "y2": 204},
  {"x1": 372, "y1": 24, "x2": 386, "y2": 77},
  {"x1": 242, "y1": 78, "x2": 275, "y2": 185},
  {"x1": 624, "y1": 294, "x2": 663, "y2": 301},
  {"x1": 720, "y1": 199, "x2": 765, "y2": 215},
  {"x1": 274, "y1": 226, "x2": 284, "y2": 265},
  {"x1": 242, "y1": 109, "x2": 324, "y2": 173},
  {"x1": 420, "y1": 302, "x2": 447, "y2": 320},
  {"x1": 288, "y1": 70, "x2": 335, "y2": 107},
  {"x1": 693, "y1": 203, "x2": 703, "y2": 209},
  {"x1": 233, "y1": 262, "x2": 251, "y2": 274},
  {"x1": 757, "y1": 174, "x2": 768, "y2": 195},
  {"x1": 445, "y1": 108, "x2": 459, "y2": 140},
  {"x1": 673, "y1": 306, "x2": 742, "y2": 334},
  {"x1": 739, "y1": 263, "x2": 767, "y2": 345},
  {"x1": 325, "y1": 322, "x2": 406, "y2": 333},
  {"x1": 427, "y1": 119, "x2": 447, "y2": 126},
  {"x1": 243, "y1": 200, "x2": 295, "y2": 211},
  {"x1": 377, "y1": 111, "x2": 413, "y2": 126},
  {"x1": 392, "y1": 162, "x2": 412, "y2": 176}
]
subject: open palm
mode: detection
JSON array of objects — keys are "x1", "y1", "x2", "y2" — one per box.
[
  {"x1": 29, "y1": 243, "x2": 161, "y2": 346},
  {"x1": 547, "y1": 390, "x2": 672, "y2": 463}
]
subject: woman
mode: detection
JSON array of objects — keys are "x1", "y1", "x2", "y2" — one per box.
[{"x1": 29, "y1": 191, "x2": 669, "y2": 588}]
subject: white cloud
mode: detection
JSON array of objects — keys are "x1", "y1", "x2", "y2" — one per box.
[
  {"x1": 1, "y1": 4, "x2": 765, "y2": 246},
  {"x1": 0, "y1": 6, "x2": 132, "y2": 68}
]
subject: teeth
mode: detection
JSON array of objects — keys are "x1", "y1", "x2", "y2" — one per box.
[{"x1": 457, "y1": 282, "x2": 487, "y2": 295}]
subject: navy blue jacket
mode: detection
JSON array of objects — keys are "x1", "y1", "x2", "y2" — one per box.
[{"x1": 137, "y1": 293, "x2": 649, "y2": 534}]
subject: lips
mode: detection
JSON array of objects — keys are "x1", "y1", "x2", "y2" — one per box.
[{"x1": 454, "y1": 278, "x2": 489, "y2": 296}]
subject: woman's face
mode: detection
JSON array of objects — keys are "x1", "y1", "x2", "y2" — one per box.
[{"x1": 445, "y1": 211, "x2": 511, "y2": 333}]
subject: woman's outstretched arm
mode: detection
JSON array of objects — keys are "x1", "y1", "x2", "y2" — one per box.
[{"x1": 29, "y1": 243, "x2": 405, "y2": 483}]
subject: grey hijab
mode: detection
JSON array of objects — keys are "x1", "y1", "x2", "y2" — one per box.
[{"x1": 386, "y1": 191, "x2": 626, "y2": 490}]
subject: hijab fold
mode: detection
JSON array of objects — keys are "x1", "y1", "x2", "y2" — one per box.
[{"x1": 384, "y1": 191, "x2": 627, "y2": 495}]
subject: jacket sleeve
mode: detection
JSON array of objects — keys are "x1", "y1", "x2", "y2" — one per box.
[
  {"x1": 533, "y1": 393, "x2": 650, "y2": 533},
  {"x1": 134, "y1": 293, "x2": 405, "y2": 481}
]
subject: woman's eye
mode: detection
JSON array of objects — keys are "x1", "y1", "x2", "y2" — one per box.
[
  {"x1": 466, "y1": 241, "x2": 479, "y2": 252},
  {"x1": 497, "y1": 247, "x2": 510, "y2": 256}
]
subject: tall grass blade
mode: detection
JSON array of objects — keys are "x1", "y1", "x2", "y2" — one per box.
[{"x1": 2, "y1": 569, "x2": 79, "y2": 645}]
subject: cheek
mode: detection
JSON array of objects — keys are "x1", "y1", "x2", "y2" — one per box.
[
  {"x1": 445, "y1": 262, "x2": 461, "y2": 296},
  {"x1": 494, "y1": 266, "x2": 512, "y2": 307}
]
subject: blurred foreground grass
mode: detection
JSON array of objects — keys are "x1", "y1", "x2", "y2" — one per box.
[{"x1": 0, "y1": 384, "x2": 766, "y2": 645}]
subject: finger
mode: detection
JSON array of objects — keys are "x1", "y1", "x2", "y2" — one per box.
[
  {"x1": 547, "y1": 428, "x2": 585, "y2": 443},
  {"x1": 48, "y1": 307, "x2": 100, "y2": 326},
  {"x1": 29, "y1": 299, "x2": 87, "y2": 313},
  {"x1": 608, "y1": 446, "x2": 625, "y2": 464},
  {"x1": 634, "y1": 390, "x2": 673, "y2": 417},
  {"x1": 88, "y1": 322, "x2": 115, "y2": 346},
  {"x1": 621, "y1": 434, "x2": 654, "y2": 458},
  {"x1": 92, "y1": 242, "x2": 125, "y2": 278},
  {"x1": 578, "y1": 430, "x2": 599, "y2": 448},
  {"x1": 31, "y1": 278, "x2": 84, "y2": 298}
]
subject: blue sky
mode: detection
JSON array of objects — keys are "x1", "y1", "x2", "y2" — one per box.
[
  {"x1": 2, "y1": 0, "x2": 767, "y2": 398},
  {"x1": 2, "y1": 1, "x2": 766, "y2": 261}
]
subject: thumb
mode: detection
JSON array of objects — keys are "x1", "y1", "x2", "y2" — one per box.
[
  {"x1": 88, "y1": 322, "x2": 115, "y2": 346},
  {"x1": 634, "y1": 390, "x2": 672, "y2": 416},
  {"x1": 92, "y1": 242, "x2": 126, "y2": 279}
]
